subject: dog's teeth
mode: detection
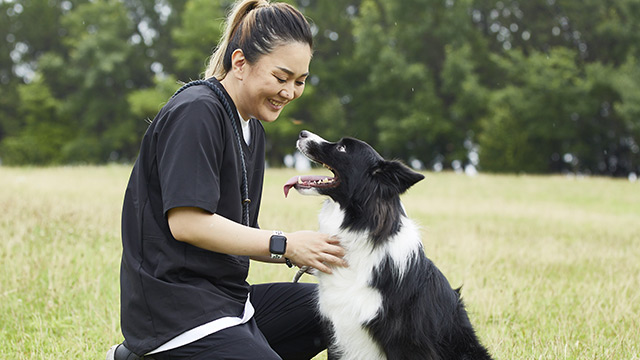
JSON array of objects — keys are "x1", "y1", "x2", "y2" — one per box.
[{"x1": 297, "y1": 176, "x2": 303, "y2": 184}]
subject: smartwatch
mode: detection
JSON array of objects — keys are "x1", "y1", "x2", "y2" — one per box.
[{"x1": 269, "y1": 231, "x2": 287, "y2": 259}]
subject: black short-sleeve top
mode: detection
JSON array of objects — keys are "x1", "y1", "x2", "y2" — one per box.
[{"x1": 119, "y1": 79, "x2": 266, "y2": 355}]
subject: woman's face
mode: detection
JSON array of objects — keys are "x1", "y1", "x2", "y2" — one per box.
[{"x1": 235, "y1": 42, "x2": 312, "y2": 122}]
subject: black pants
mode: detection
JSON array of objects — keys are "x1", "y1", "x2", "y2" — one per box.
[{"x1": 149, "y1": 282, "x2": 327, "y2": 360}]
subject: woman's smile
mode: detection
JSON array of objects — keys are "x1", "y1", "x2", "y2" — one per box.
[{"x1": 268, "y1": 98, "x2": 286, "y2": 109}]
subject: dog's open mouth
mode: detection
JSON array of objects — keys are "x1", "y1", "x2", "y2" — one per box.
[{"x1": 283, "y1": 164, "x2": 339, "y2": 197}]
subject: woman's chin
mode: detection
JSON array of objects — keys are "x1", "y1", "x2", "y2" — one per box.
[{"x1": 257, "y1": 109, "x2": 284, "y2": 123}]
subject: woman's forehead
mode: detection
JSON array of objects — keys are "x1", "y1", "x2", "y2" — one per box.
[{"x1": 259, "y1": 42, "x2": 311, "y2": 76}]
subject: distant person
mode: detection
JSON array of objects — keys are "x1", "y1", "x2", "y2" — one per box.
[{"x1": 107, "y1": 1, "x2": 345, "y2": 359}]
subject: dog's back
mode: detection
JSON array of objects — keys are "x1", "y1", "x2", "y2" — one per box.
[{"x1": 367, "y1": 247, "x2": 492, "y2": 360}]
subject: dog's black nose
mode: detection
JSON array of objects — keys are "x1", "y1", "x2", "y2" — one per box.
[{"x1": 299, "y1": 130, "x2": 310, "y2": 140}]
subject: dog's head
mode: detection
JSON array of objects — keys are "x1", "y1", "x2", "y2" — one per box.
[{"x1": 284, "y1": 130, "x2": 424, "y2": 207}]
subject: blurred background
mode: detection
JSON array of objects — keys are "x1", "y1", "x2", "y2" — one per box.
[{"x1": 0, "y1": 0, "x2": 638, "y2": 177}]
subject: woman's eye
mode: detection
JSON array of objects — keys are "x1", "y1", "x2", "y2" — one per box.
[
  {"x1": 295, "y1": 81, "x2": 305, "y2": 86},
  {"x1": 274, "y1": 76, "x2": 286, "y2": 83},
  {"x1": 336, "y1": 145, "x2": 346, "y2": 153}
]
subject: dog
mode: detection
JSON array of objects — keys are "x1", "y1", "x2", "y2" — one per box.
[{"x1": 283, "y1": 130, "x2": 493, "y2": 360}]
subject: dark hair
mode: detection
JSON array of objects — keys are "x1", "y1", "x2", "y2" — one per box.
[{"x1": 205, "y1": 0, "x2": 313, "y2": 79}]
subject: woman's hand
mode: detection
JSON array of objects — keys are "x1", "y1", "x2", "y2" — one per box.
[{"x1": 285, "y1": 231, "x2": 347, "y2": 274}]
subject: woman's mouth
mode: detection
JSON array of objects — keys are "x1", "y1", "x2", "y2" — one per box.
[{"x1": 268, "y1": 99, "x2": 286, "y2": 109}]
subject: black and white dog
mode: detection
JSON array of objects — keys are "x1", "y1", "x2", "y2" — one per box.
[{"x1": 284, "y1": 131, "x2": 493, "y2": 360}]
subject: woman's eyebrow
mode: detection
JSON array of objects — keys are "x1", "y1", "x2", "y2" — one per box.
[{"x1": 276, "y1": 66, "x2": 309, "y2": 77}]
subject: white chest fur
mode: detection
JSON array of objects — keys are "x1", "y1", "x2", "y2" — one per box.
[{"x1": 315, "y1": 200, "x2": 422, "y2": 359}]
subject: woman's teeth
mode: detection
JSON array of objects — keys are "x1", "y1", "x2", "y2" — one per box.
[{"x1": 269, "y1": 99, "x2": 284, "y2": 108}]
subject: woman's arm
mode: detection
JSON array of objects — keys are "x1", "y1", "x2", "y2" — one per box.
[{"x1": 167, "y1": 207, "x2": 346, "y2": 274}]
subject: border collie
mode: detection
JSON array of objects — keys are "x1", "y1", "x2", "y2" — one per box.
[{"x1": 284, "y1": 131, "x2": 493, "y2": 360}]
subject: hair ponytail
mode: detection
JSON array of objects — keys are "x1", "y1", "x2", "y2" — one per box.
[{"x1": 205, "y1": 0, "x2": 313, "y2": 80}]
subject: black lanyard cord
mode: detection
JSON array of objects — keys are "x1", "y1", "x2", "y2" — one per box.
[{"x1": 171, "y1": 80, "x2": 251, "y2": 226}]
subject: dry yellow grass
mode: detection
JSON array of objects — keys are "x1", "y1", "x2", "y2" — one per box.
[{"x1": 1, "y1": 165, "x2": 638, "y2": 359}]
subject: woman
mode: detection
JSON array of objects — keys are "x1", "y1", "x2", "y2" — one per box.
[{"x1": 108, "y1": 1, "x2": 346, "y2": 359}]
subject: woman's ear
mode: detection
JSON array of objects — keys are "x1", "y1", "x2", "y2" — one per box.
[{"x1": 229, "y1": 49, "x2": 246, "y2": 80}]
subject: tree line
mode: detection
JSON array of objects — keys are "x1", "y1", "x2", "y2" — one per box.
[{"x1": 1, "y1": 0, "x2": 639, "y2": 176}]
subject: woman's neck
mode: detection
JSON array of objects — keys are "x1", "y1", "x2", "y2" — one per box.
[{"x1": 220, "y1": 76, "x2": 248, "y2": 120}]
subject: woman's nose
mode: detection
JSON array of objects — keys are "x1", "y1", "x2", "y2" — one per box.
[{"x1": 280, "y1": 88, "x2": 294, "y2": 100}]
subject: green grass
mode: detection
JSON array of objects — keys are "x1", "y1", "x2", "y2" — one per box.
[{"x1": 1, "y1": 165, "x2": 639, "y2": 359}]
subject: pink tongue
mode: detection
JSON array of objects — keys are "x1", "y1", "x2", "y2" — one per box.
[
  {"x1": 283, "y1": 175, "x2": 329, "y2": 198},
  {"x1": 283, "y1": 176, "x2": 299, "y2": 198}
]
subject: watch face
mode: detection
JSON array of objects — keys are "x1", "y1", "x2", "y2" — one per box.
[{"x1": 270, "y1": 235, "x2": 287, "y2": 254}]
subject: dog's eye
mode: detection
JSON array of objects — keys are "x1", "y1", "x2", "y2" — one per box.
[{"x1": 336, "y1": 145, "x2": 347, "y2": 153}]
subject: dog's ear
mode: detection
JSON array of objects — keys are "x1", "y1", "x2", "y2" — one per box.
[{"x1": 372, "y1": 160, "x2": 425, "y2": 195}]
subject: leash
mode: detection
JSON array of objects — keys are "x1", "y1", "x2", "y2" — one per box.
[
  {"x1": 293, "y1": 266, "x2": 311, "y2": 283},
  {"x1": 171, "y1": 80, "x2": 251, "y2": 226}
]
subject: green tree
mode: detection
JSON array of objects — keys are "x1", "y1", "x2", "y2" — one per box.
[
  {"x1": 128, "y1": 75, "x2": 181, "y2": 123},
  {"x1": 122, "y1": 0, "x2": 188, "y2": 78},
  {"x1": 577, "y1": 58, "x2": 640, "y2": 175},
  {"x1": 0, "y1": 78, "x2": 68, "y2": 165},
  {"x1": 39, "y1": 0, "x2": 154, "y2": 162},
  {"x1": 473, "y1": 0, "x2": 640, "y2": 174},
  {"x1": 340, "y1": 0, "x2": 491, "y2": 168},
  {"x1": 0, "y1": 0, "x2": 76, "y2": 152},
  {"x1": 0, "y1": 0, "x2": 637, "y2": 175},
  {"x1": 171, "y1": 0, "x2": 228, "y2": 79}
]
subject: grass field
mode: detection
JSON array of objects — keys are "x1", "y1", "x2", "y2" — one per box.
[{"x1": 1, "y1": 165, "x2": 639, "y2": 359}]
